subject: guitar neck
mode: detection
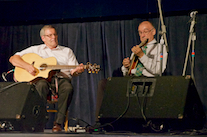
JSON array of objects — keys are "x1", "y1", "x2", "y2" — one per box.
[{"x1": 46, "y1": 65, "x2": 87, "y2": 70}]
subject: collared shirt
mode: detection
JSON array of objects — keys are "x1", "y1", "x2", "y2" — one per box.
[
  {"x1": 121, "y1": 39, "x2": 168, "y2": 77},
  {"x1": 15, "y1": 44, "x2": 79, "y2": 79}
]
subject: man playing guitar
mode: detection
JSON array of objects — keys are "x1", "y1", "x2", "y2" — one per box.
[{"x1": 9, "y1": 25, "x2": 85, "y2": 132}]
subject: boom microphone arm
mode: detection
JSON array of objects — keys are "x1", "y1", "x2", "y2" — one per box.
[{"x1": 157, "y1": 0, "x2": 169, "y2": 76}]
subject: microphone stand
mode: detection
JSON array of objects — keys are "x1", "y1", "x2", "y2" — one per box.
[
  {"x1": 182, "y1": 11, "x2": 197, "y2": 83},
  {"x1": 157, "y1": 0, "x2": 169, "y2": 76}
]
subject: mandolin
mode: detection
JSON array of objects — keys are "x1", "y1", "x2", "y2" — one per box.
[{"x1": 127, "y1": 39, "x2": 148, "y2": 75}]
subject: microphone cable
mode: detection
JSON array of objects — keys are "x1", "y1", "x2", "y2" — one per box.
[
  {"x1": 97, "y1": 87, "x2": 131, "y2": 130},
  {"x1": 1, "y1": 69, "x2": 14, "y2": 81}
]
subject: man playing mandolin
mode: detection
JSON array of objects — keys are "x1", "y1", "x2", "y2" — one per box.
[
  {"x1": 122, "y1": 21, "x2": 168, "y2": 76},
  {"x1": 9, "y1": 25, "x2": 85, "y2": 132},
  {"x1": 94, "y1": 21, "x2": 168, "y2": 127}
]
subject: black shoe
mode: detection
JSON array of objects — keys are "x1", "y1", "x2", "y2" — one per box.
[{"x1": 86, "y1": 122, "x2": 101, "y2": 133}]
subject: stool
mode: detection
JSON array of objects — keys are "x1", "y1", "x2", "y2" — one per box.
[{"x1": 47, "y1": 99, "x2": 69, "y2": 132}]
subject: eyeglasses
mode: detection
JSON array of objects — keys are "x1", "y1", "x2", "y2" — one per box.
[
  {"x1": 138, "y1": 28, "x2": 154, "y2": 35},
  {"x1": 44, "y1": 34, "x2": 58, "y2": 38}
]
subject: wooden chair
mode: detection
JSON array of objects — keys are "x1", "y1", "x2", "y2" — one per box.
[{"x1": 47, "y1": 94, "x2": 68, "y2": 132}]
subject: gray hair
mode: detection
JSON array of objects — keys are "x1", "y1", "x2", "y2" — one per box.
[{"x1": 40, "y1": 25, "x2": 56, "y2": 37}]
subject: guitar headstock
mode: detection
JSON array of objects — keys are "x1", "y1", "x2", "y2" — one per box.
[{"x1": 85, "y1": 62, "x2": 100, "y2": 74}]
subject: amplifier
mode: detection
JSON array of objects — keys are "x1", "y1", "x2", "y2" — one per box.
[{"x1": 0, "y1": 82, "x2": 48, "y2": 132}]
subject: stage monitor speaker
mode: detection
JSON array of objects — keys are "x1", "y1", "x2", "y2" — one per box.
[
  {"x1": 99, "y1": 76, "x2": 206, "y2": 132},
  {"x1": 0, "y1": 82, "x2": 48, "y2": 132}
]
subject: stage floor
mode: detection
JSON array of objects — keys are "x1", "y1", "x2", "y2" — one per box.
[{"x1": 1, "y1": 129, "x2": 207, "y2": 137}]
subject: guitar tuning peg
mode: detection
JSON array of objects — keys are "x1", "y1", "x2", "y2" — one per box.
[
  {"x1": 87, "y1": 62, "x2": 92, "y2": 65},
  {"x1": 88, "y1": 69, "x2": 91, "y2": 73},
  {"x1": 85, "y1": 62, "x2": 100, "y2": 74}
]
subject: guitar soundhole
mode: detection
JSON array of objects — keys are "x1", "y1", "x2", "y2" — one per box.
[{"x1": 39, "y1": 64, "x2": 47, "y2": 71}]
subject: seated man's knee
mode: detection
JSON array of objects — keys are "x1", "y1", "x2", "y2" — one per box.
[
  {"x1": 35, "y1": 79, "x2": 50, "y2": 95},
  {"x1": 36, "y1": 79, "x2": 49, "y2": 88},
  {"x1": 59, "y1": 79, "x2": 73, "y2": 95}
]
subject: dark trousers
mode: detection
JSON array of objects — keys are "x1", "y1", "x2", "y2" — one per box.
[{"x1": 35, "y1": 77, "x2": 73, "y2": 125}]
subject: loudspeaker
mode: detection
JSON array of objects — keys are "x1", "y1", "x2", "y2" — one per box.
[
  {"x1": 0, "y1": 82, "x2": 48, "y2": 132},
  {"x1": 99, "y1": 76, "x2": 206, "y2": 132}
]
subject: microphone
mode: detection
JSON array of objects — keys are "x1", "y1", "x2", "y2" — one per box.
[
  {"x1": 138, "y1": 39, "x2": 149, "y2": 48},
  {"x1": 189, "y1": 11, "x2": 198, "y2": 33},
  {"x1": 190, "y1": 11, "x2": 198, "y2": 18}
]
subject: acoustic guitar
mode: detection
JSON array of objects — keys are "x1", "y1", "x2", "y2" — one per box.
[{"x1": 14, "y1": 53, "x2": 100, "y2": 82}]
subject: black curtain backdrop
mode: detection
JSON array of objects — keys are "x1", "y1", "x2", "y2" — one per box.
[{"x1": 0, "y1": 14, "x2": 207, "y2": 126}]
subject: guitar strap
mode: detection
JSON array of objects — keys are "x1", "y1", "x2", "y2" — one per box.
[
  {"x1": 55, "y1": 76, "x2": 59, "y2": 94},
  {"x1": 51, "y1": 71, "x2": 70, "y2": 101},
  {"x1": 51, "y1": 71, "x2": 61, "y2": 101}
]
